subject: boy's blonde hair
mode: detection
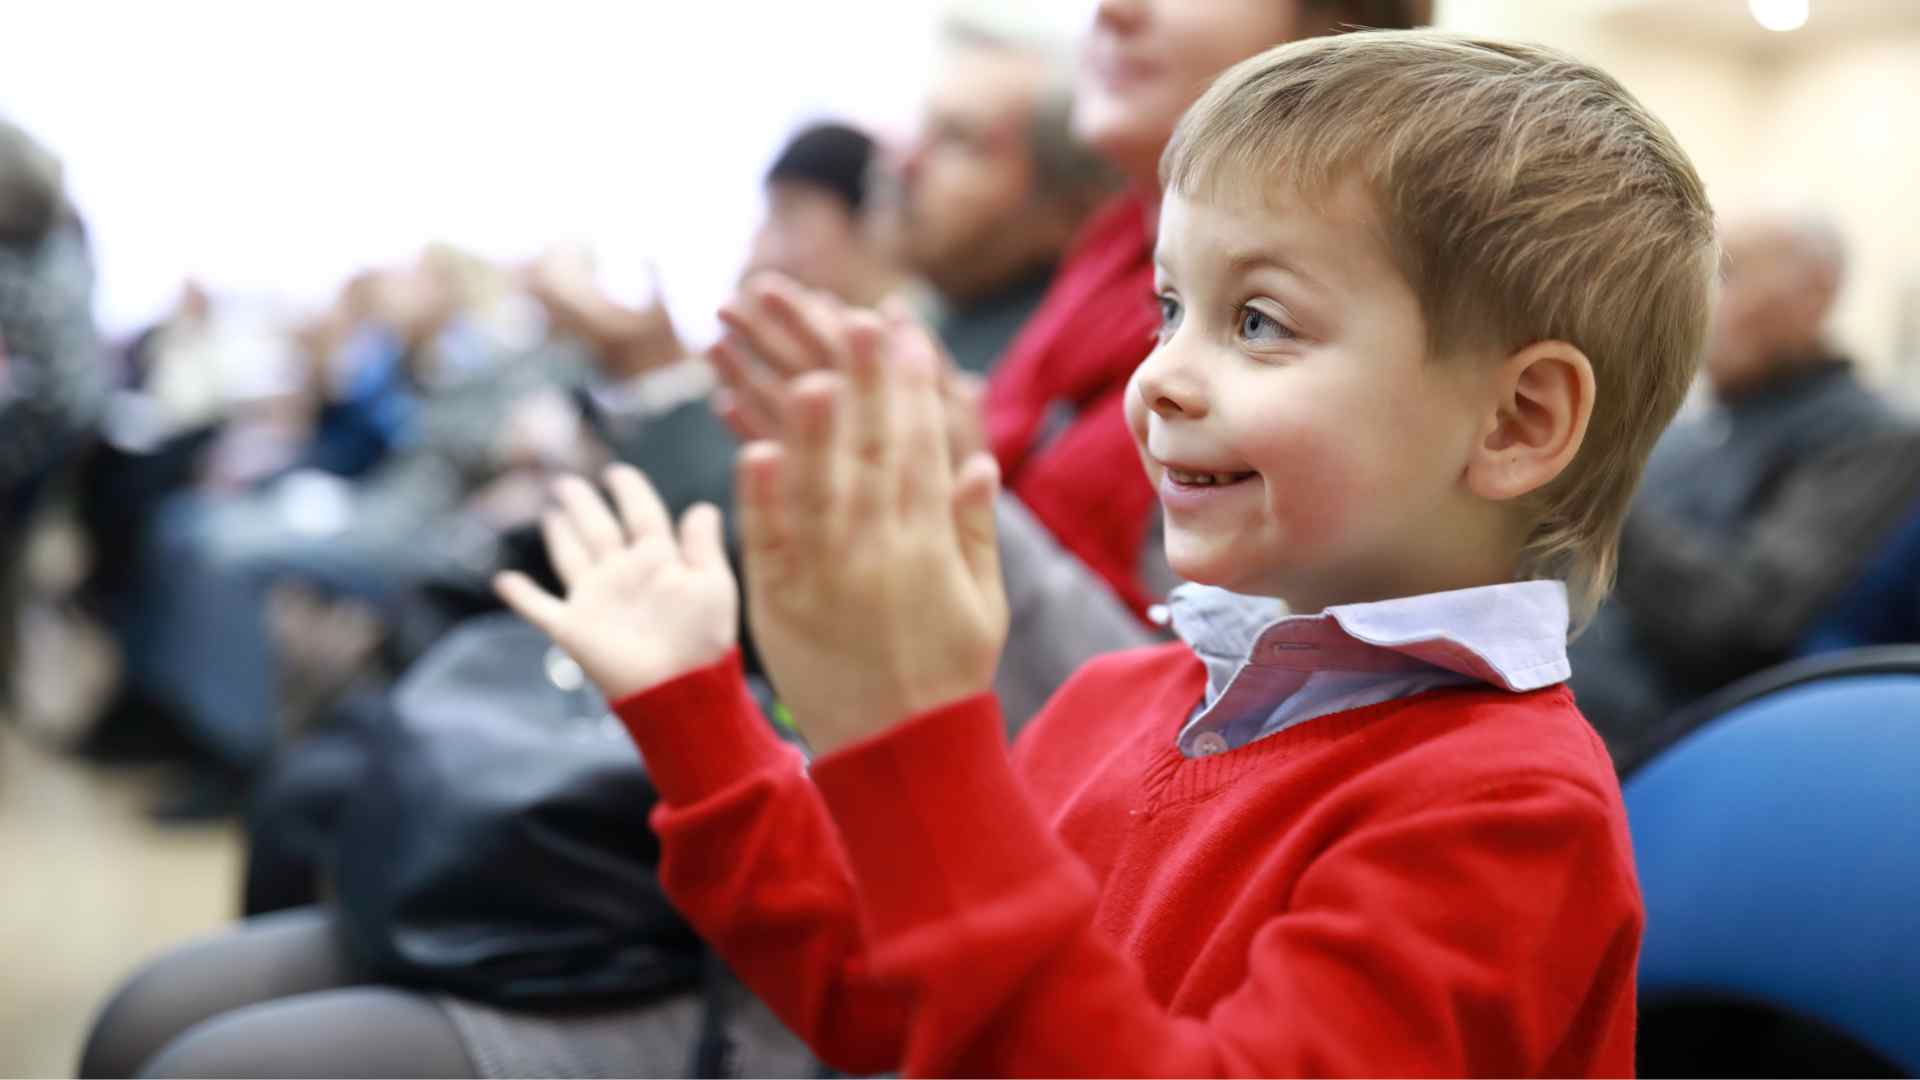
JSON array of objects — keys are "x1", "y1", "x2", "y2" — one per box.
[{"x1": 1162, "y1": 31, "x2": 1717, "y2": 627}]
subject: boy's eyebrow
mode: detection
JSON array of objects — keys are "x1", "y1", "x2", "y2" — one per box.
[
  {"x1": 1226, "y1": 250, "x2": 1326, "y2": 292},
  {"x1": 1153, "y1": 249, "x2": 1328, "y2": 293}
]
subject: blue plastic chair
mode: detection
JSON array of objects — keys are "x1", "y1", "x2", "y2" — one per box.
[{"x1": 1624, "y1": 656, "x2": 1920, "y2": 1073}]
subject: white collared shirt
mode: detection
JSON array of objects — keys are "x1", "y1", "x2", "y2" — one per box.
[{"x1": 1166, "y1": 581, "x2": 1572, "y2": 758}]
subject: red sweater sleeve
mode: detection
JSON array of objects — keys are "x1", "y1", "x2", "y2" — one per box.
[
  {"x1": 611, "y1": 653, "x2": 911, "y2": 1073},
  {"x1": 808, "y1": 697, "x2": 1642, "y2": 1078}
]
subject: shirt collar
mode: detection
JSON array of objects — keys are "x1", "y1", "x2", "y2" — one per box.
[{"x1": 1159, "y1": 580, "x2": 1566, "y2": 714}]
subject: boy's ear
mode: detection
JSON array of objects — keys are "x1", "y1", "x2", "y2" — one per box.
[{"x1": 1465, "y1": 340, "x2": 1595, "y2": 503}]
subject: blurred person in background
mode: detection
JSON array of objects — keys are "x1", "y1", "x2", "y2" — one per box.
[
  {"x1": 110, "y1": 247, "x2": 594, "y2": 821},
  {"x1": 744, "y1": 121, "x2": 904, "y2": 308},
  {"x1": 894, "y1": 16, "x2": 1118, "y2": 375},
  {"x1": 1570, "y1": 209, "x2": 1920, "y2": 762},
  {"x1": 0, "y1": 117, "x2": 103, "y2": 511},
  {"x1": 238, "y1": 117, "x2": 924, "y2": 912},
  {"x1": 504, "y1": 118, "x2": 910, "y2": 535},
  {"x1": 0, "y1": 116, "x2": 105, "y2": 717}
]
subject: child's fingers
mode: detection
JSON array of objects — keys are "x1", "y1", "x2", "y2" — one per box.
[
  {"x1": 553, "y1": 475, "x2": 626, "y2": 560},
  {"x1": 758, "y1": 279, "x2": 848, "y2": 373},
  {"x1": 719, "y1": 283, "x2": 811, "y2": 377},
  {"x1": 541, "y1": 509, "x2": 592, "y2": 591},
  {"x1": 782, "y1": 371, "x2": 849, "y2": 549},
  {"x1": 677, "y1": 502, "x2": 729, "y2": 573},
  {"x1": 942, "y1": 369, "x2": 988, "y2": 464},
  {"x1": 709, "y1": 340, "x2": 781, "y2": 440},
  {"x1": 736, "y1": 440, "x2": 788, "y2": 565},
  {"x1": 605, "y1": 463, "x2": 672, "y2": 547},
  {"x1": 709, "y1": 389, "x2": 756, "y2": 443},
  {"x1": 952, "y1": 451, "x2": 1004, "y2": 599},
  {"x1": 894, "y1": 328, "x2": 953, "y2": 522},
  {"x1": 841, "y1": 313, "x2": 894, "y2": 524},
  {"x1": 493, "y1": 570, "x2": 569, "y2": 639},
  {"x1": 877, "y1": 292, "x2": 918, "y2": 325}
]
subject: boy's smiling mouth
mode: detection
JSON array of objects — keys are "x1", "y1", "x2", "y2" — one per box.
[
  {"x1": 1164, "y1": 467, "x2": 1256, "y2": 487},
  {"x1": 1156, "y1": 459, "x2": 1261, "y2": 512}
]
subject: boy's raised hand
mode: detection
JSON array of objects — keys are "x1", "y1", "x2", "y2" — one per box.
[
  {"x1": 710, "y1": 273, "x2": 851, "y2": 441},
  {"x1": 739, "y1": 312, "x2": 1008, "y2": 757},
  {"x1": 493, "y1": 466, "x2": 737, "y2": 701},
  {"x1": 712, "y1": 273, "x2": 989, "y2": 473}
]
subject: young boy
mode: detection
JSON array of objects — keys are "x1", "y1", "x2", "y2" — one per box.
[{"x1": 497, "y1": 31, "x2": 1716, "y2": 1077}]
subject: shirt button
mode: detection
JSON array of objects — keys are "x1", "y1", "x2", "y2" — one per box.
[
  {"x1": 1190, "y1": 731, "x2": 1230, "y2": 758},
  {"x1": 544, "y1": 647, "x2": 585, "y2": 692}
]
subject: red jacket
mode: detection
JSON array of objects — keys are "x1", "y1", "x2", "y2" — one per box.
[
  {"x1": 983, "y1": 194, "x2": 1160, "y2": 618},
  {"x1": 620, "y1": 644, "x2": 1642, "y2": 1078}
]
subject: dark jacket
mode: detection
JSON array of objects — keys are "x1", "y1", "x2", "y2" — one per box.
[
  {"x1": 1572, "y1": 359, "x2": 1920, "y2": 747},
  {"x1": 1, "y1": 219, "x2": 103, "y2": 506}
]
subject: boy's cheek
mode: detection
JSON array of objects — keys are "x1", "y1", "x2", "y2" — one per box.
[
  {"x1": 1122, "y1": 379, "x2": 1151, "y2": 446},
  {"x1": 1123, "y1": 389, "x2": 1168, "y2": 486},
  {"x1": 1247, "y1": 429, "x2": 1371, "y2": 557}
]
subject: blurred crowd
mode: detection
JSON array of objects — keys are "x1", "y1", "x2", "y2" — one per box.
[
  {"x1": 2, "y1": 1, "x2": 1918, "y2": 1077},
  {"x1": 3, "y1": 14, "x2": 1120, "y2": 822}
]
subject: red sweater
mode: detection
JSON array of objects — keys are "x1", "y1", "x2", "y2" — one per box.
[
  {"x1": 982, "y1": 194, "x2": 1160, "y2": 618},
  {"x1": 619, "y1": 644, "x2": 1642, "y2": 1078}
]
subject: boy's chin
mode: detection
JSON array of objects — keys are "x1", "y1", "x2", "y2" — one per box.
[{"x1": 1165, "y1": 550, "x2": 1288, "y2": 600}]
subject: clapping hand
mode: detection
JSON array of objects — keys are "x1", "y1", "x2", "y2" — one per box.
[
  {"x1": 493, "y1": 468, "x2": 737, "y2": 702},
  {"x1": 733, "y1": 307, "x2": 1007, "y2": 756}
]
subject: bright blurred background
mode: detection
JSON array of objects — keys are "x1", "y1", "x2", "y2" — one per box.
[
  {"x1": 4, "y1": 0, "x2": 1912, "y2": 374},
  {"x1": 2, "y1": 1, "x2": 1917, "y2": 1076}
]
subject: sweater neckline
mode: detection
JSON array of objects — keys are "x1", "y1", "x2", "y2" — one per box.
[{"x1": 1135, "y1": 664, "x2": 1566, "y2": 815}]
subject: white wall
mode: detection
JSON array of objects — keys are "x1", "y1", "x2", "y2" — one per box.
[
  {"x1": 9, "y1": 0, "x2": 1914, "y2": 374},
  {"x1": 1439, "y1": 0, "x2": 1920, "y2": 384},
  {"x1": 1756, "y1": 34, "x2": 1920, "y2": 382},
  {"x1": 0, "y1": 0, "x2": 943, "y2": 341}
]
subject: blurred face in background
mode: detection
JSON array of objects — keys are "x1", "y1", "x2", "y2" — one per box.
[
  {"x1": 897, "y1": 43, "x2": 1065, "y2": 303},
  {"x1": 745, "y1": 180, "x2": 875, "y2": 304},
  {"x1": 1704, "y1": 217, "x2": 1844, "y2": 398},
  {"x1": 1075, "y1": 0, "x2": 1313, "y2": 186}
]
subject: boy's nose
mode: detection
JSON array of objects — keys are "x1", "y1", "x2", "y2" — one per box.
[{"x1": 1135, "y1": 353, "x2": 1207, "y2": 420}]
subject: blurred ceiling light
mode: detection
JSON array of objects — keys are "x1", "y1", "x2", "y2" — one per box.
[{"x1": 1748, "y1": 0, "x2": 1810, "y2": 32}]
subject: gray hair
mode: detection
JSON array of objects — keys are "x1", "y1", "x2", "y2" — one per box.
[
  {"x1": 1782, "y1": 209, "x2": 1849, "y2": 289},
  {"x1": 939, "y1": 13, "x2": 1119, "y2": 213}
]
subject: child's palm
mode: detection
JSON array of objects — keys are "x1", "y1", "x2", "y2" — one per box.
[
  {"x1": 737, "y1": 315, "x2": 1007, "y2": 755},
  {"x1": 496, "y1": 468, "x2": 737, "y2": 701}
]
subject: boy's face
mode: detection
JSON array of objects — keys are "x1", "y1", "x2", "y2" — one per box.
[{"x1": 1127, "y1": 182, "x2": 1489, "y2": 611}]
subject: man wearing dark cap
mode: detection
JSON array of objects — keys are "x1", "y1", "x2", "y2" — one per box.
[{"x1": 744, "y1": 122, "x2": 903, "y2": 308}]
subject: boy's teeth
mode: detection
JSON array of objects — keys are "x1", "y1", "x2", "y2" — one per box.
[{"x1": 1170, "y1": 469, "x2": 1247, "y2": 486}]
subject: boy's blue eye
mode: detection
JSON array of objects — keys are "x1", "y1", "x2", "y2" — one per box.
[
  {"x1": 1238, "y1": 305, "x2": 1293, "y2": 343},
  {"x1": 1155, "y1": 294, "x2": 1182, "y2": 340}
]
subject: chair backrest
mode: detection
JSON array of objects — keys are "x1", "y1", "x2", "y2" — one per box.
[
  {"x1": 1797, "y1": 499, "x2": 1920, "y2": 656},
  {"x1": 1624, "y1": 673, "x2": 1920, "y2": 1071}
]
